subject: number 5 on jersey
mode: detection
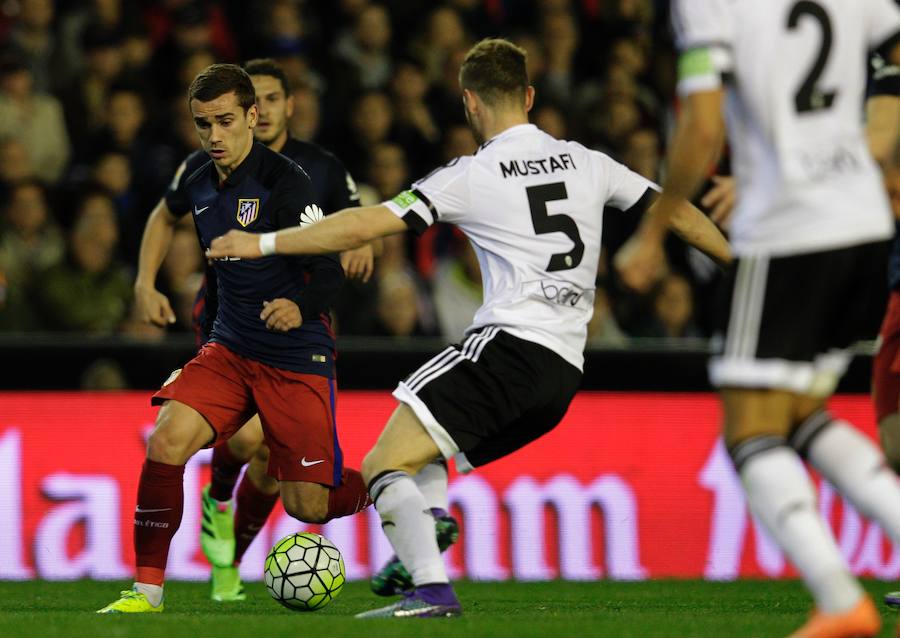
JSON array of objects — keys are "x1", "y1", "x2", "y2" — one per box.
[{"x1": 527, "y1": 182, "x2": 584, "y2": 272}]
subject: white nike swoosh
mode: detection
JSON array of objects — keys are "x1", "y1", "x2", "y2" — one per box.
[
  {"x1": 135, "y1": 507, "x2": 173, "y2": 513},
  {"x1": 300, "y1": 457, "x2": 325, "y2": 467},
  {"x1": 194, "y1": 205, "x2": 209, "y2": 215}
]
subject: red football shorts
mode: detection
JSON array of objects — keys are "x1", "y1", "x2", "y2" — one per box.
[
  {"x1": 152, "y1": 342, "x2": 342, "y2": 484},
  {"x1": 874, "y1": 290, "x2": 900, "y2": 422}
]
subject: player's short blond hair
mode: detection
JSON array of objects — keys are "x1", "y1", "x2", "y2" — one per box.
[{"x1": 459, "y1": 38, "x2": 528, "y2": 106}]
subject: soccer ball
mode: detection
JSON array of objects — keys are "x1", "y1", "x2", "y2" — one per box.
[{"x1": 264, "y1": 532, "x2": 346, "y2": 611}]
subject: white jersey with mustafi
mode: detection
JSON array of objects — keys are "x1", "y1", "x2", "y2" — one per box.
[
  {"x1": 383, "y1": 123, "x2": 656, "y2": 371},
  {"x1": 673, "y1": 0, "x2": 900, "y2": 257}
]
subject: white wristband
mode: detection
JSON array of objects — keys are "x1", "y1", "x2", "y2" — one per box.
[{"x1": 259, "y1": 232, "x2": 277, "y2": 256}]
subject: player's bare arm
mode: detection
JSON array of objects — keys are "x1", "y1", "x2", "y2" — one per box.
[
  {"x1": 666, "y1": 199, "x2": 732, "y2": 268},
  {"x1": 208, "y1": 205, "x2": 406, "y2": 260},
  {"x1": 616, "y1": 88, "x2": 726, "y2": 292},
  {"x1": 134, "y1": 198, "x2": 180, "y2": 326}
]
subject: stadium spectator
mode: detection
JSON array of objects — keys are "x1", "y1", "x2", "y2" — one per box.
[
  {"x1": 412, "y1": 6, "x2": 469, "y2": 84},
  {"x1": 32, "y1": 189, "x2": 131, "y2": 333},
  {"x1": 373, "y1": 269, "x2": 436, "y2": 338},
  {"x1": 332, "y1": 3, "x2": 393, "y2": 91},
  {"x1": 288, "y1": 83, "x2": 321, "y2": 142},
  {"x1": 158, "y1": 225, "x2": 204, "y2": 331},
  {"x1": 622, "y1": 127, "x2": 660, "y2": 181},
  {"x1": 0, "y1": 179, "x2": 63, "y2": 330},
  {"x1": 58, "y1": 26, "x2": 125, "y2": 152},
  {"x1": 391, "y1": 61, "x2": 440, "y2": 148},
  {"x1": 637, "y1": 272, "x2": 701, "y2": 340},
  {"x1": 432, "y1": 237, "x2": 481, "y2": 342},
  {"x1": 6, "y1": 0, "x2": 57, "y2": 92},
  {"x1": 0, "y1": 138, "x2": 34, "y2": 187},
  {"x1": 0, "y1": 54, "x2": 70, "y2": 183},
  {"x1": 586, "y1": 283, "x2": 629, "y2": 348}
]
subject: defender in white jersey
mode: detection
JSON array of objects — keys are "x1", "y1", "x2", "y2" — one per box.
[
  {"x1": 624, "y1": 1, "x2": 900, "y2": 636},
  {"x1": 207, "y1": 38, "x2": 731, "y2": 618}
]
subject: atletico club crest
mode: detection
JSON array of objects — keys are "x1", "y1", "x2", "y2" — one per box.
[{"x1": 236, "y1": 198, "x2": 260, "y2": 227}]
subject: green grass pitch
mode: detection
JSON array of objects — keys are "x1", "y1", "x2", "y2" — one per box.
[{"x1": 1, "y1": 579, "x2": 899, "y2": 637}]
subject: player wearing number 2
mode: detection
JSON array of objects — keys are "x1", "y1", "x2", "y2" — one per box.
[
  {"x1": 207, "y1": 38, "x2": 731, "y2": 618},
  {"x1": 616, "y1": 1, "x2": 900, "y2": 636}
]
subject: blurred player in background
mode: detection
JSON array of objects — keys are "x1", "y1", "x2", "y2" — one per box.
[
  {"x1": 98, "y1": 64, "x2": 371, "y2": 614},
  {"x1": 207, "y1": 38, "x2": 731, "y2": 618},
  {"x1": 619, "y1": 1, "x2": 900, "y2": 635}
]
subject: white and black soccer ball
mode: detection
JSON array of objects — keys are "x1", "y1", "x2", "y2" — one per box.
[{"x1": 264, "y1": 532, "x2": 345, "y2": 611}]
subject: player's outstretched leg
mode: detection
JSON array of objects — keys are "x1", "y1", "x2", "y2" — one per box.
[
  {"x1": 371, "y1": 460, "x2": 459, "y2": 596},
  {"x1": 356, "y1": 405, "x2": 462, "y2": 619}
]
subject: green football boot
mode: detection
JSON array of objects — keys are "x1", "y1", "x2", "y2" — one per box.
[
  {"x1": 370, "y1": 511, "x2": 459, "y2": 597},
  {"x1": 96, "y1": 589, "x2": 164, "y2": 614},
  {"x1": 210, "y1": 565, "x2": 247, "y2": 602},
  {"x1": 200, "y1": 484, "x2": 236, "y2": 567}
]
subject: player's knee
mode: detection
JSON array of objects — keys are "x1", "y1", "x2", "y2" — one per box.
[
  {"x1": 880, "y1": 413, "x2": 900, "y2": 474},
  {"x1": 147, "y1": 425, "x2": 195, "y2": 465},
  {"x1": 281, "y1": 486, "x2": 329, "y2": 524},
  {"x1": 253, "y1": 444, "x2": 270, "y2": 464}
]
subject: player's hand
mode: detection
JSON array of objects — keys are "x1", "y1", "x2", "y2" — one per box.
[
  {"x1": 614, "y1": 234, "x2": 668, "y2": 294},
  {"x1": 207, "y1": 230, "x2": 261, "y2": 259},
  {"x1": 133, "y1": 283, "x2": 176, "y2": 326},
  {"x1": 341, "y1": 243, "x2": 375, "y2": 282},
  {"x1": 700, "y1": 175, "x2": 736, "y2": 230},
  {"x1": 261, "y1": 298, "x2": 302, "y2": 332}
]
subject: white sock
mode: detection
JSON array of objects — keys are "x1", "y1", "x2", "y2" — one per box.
[
  {"x1": 414, "y1": 461, "x2": 449, "y2": 511},
  {"x1": 371, "y1": 471, "x2": 448, "y2": 586},
  {"x1": 740, "y1": 445, "x2": 862, "y2": 613},
  {"x1": 807, "y1": 420, "x2": 900, "y2": 542},
  {"x1": 134, "y1": 582, "x2": 163, "y2": 607}
]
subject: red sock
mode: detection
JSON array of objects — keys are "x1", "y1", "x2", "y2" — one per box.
[
  {"x1": 233, "y1": 476, "x2": 280, "y2": 564},
  {"x1": 325, "y1": 467, "x2": 372, "y2": 521},
  {"x1": 209, "y1": 442, "x2": 245, "y2": 502},
  {"x1": 134, "y1": 459, "x2": 185, "y2": 585}
]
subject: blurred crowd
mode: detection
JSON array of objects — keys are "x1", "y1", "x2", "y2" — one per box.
[{"x1": 0, "y1": 0, "x2": 716, "y2": 349}]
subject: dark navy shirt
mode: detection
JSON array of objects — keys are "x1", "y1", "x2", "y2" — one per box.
[
  {"x1": 179, "y1": 142, "x2": 343, "y2": 377},
  {"x1": 166, "y1": 139, "x2": 359, "y2": 342}
]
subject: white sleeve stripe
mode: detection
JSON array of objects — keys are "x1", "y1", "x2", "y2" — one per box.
[
  {"x1": 680, "y1": 41, "x2": 732, "y2": 53},
  {"x1": 677, "y1": 74, "x2": 723, "y2": 96}
]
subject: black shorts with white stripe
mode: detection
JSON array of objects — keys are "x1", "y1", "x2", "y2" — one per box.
[
  {"x1": 709, "y1": 240, "x2": 888, "y2": 394},
  {"x1": 392, "y1": 327, "x2": 582, "y2": 465}
]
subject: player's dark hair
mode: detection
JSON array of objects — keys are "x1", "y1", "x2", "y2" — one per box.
[
  {"x1": 459, "y1": 38, "x2": 528, "y2": 106},
  {"x1": 188, "y1": 63, "x2": 256, "y2": 112},
  {"x1": 243, "y1": 58, "x2": 291, "y2": 95}
]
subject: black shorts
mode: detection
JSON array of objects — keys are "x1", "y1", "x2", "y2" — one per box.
[
  {"x1": 392, "y1": 327, "x2": 582, "y2": 468},
  {"x1": 710, "y1": 241, "x2": 888, "y2": 395}
]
